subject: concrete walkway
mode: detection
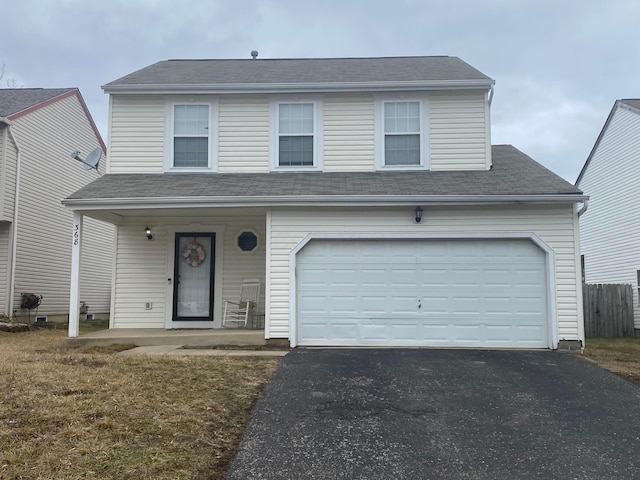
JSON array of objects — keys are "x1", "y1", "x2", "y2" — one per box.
[{"x1": 118, "y1": 345, "x2": 289, "y2": 357}]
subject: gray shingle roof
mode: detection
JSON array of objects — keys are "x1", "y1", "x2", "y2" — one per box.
[
  {"x1": 66, "y1": 145, "x2": 581, "y2": 204},
  {"x1": 104, "y1": 56, "x2": 492, "y2": 88},
  {"x1": 0, "y1": 88, "x2": 75, "y2": 118},
  {"x1": 620, "y1": 99, "x2": 640, "y2": 110}
]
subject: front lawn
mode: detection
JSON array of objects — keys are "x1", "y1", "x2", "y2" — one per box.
[
  {"x1": 0, "y1": 327, "x2": 280, "y2": 479},
  {"x1": 581, "y1": 337, "x2": 640, "y2": 387}
]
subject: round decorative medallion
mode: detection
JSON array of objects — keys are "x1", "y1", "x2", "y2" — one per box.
[{"x1": 181, "y1": 241, "x2": 206, "y2": 267}]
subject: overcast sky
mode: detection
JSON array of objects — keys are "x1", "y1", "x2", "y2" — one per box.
[{"x1": 1, "y1": 0, "x2": 639, "y2": 182}]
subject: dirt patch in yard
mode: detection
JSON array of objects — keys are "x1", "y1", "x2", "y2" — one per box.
[
  {"x1": 0, "y1": 322, "x2": 38, "y2": 332},
  {"x1": 580, "y1": 338, "x2": 640, "y2": 387}
]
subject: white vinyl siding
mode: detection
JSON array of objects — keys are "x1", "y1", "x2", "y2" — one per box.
[
  {"x1": 112, "y1": 224, "x2": 168, "y2": 328},
  {"x1": 111, "y1": 216, "x2": 266, "y2": 328},
  {"x1": 579, "y1": 104, "x2": 640, "y2": 328},
  {"x1": 219, "y1": 96, "x2": 269, "y2": 172},
  {"x1": 0, "y1": 127, "x2": 18, "y2": 221},
  {"x1": 109, "y1": 95, "x2": 165, "y2": 173},
  {"x1": 267, "y1": 204, "x2": 580, "y2": 341},
  {"x1": 429, "y1": 91, "x2": 489, "y2": 171},
  {"x1": 108, "y1": 90, "x2": 490, "y2": 173},
  {"x1": 324, "y1": 94, "x2": 375, "y2": 172},
  {"x1": 0, "y1": 222, "x2": 10, "y2": 313},
  {"x1": 9, "y1": 94, "x2": 113, "y2": 316}
]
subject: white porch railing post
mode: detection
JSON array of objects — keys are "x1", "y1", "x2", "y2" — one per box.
[{"x1": 68, "y1": 211, "x2": 83, "y2": 338}]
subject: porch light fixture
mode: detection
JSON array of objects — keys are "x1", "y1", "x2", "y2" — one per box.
[
  {"x1": 145, "y1": 226, "x2": 153, "y2": 240},
  {"x1": 414, "y1": 206, "x2": 423, "y2": 224}
]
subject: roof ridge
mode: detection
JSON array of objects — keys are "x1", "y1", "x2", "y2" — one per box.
[
  {"x1": 164, "y1": 56, "x2": 454, "y2": 62},
  {"x1": 0, "y1": 87, "x2": 75, "y2": 92}
]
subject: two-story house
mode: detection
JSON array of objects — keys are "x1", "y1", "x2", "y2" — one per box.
[
  {"x1": 0, "y1": 88, "x2": 113, "y2": 322},
  {"x1": 64, "y1": 56, "x2": 585, "y2": 349},
  {"x1": 576, "y1": 99, "x2": 640, "y2": 331}
]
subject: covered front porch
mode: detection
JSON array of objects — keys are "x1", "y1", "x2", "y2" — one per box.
[{"x1": 67, "y1": 205, "x2": 269, "y2": 338}]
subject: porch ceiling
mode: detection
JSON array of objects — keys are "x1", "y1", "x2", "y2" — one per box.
[{"x1": 80, "y1": 206, "x2": 270, "y2": 224}]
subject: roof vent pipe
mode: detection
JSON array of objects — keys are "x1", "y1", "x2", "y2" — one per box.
[{"x1": 251, "y1": 50, "x2": 258, "y2": 59}]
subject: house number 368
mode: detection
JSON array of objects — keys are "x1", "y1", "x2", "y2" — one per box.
[{"x1": 73, "y1": 224, "x2": 79, "y2": 246}]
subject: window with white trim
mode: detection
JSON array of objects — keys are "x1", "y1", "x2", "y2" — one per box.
[
  {"x1": 165, "y1": 100, "x2": 218, "y2": 172},
  {"x1": 384, "y1": 101, "x2": 421, "y2": 166},
  {"x1": 270, "y1": 99, "x2": 323, "y2": 171},
  {"x1": 173, "y1": 105, "x2": 209, "y2": 167},
  {"x1": 279, "y1": 103, "x2": 313, "y2": 166},
  {"x1": 375, "y1": 97, "x2": 428, "y2": 170}
]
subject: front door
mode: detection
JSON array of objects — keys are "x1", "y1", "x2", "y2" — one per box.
[{"x1": 173, "y1": 233, "x2": 215, "y2": 322}]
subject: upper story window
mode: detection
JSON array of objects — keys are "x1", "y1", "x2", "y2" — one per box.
[
  {"x1": 270, "y1": 98, "x2": 323, "y2": 171},
  {"x1": 375, "y1": 96, "x2": 429, "y2": 171},
  {"x1": 174, "y1": 105, "x2": 209, "y2": 167},
  {"x1": 279, "y1": 103, "x2": 314, "y2": 166},
  {"x1": 165, "y1": 99, "x2": 218, "y2": 172}
]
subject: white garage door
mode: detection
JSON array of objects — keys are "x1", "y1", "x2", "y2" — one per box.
[{"x1": 296, "y1": 239, "x2": 549, "y2": 348}]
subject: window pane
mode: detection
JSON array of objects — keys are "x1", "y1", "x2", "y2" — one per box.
[
  {"x1": 384, "y1": 101, "x2": 420, "y2": 134},
  {"x1": 385, "y1": 134, "x2": 420, "y2": 165},
  {"x1": 174, "y1": 137, "x2": 208, "y2": 167},
  {"x1": 279, "y1": 103, "x2": 313, "y2": 134},
  {"x1": 279, "y1": 135, "x2": 313, "y2": 166},
  {"x1": 174, "y1": 105, "x2": 209, "y2": 135}
]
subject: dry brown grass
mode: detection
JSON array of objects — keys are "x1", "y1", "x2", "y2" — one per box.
[
  {"x1": 581, "y1": 337, "x2": 640, "y2": 386},
  {"x1": 0, "y1": 328, "x2": 280, "y2": 479}
]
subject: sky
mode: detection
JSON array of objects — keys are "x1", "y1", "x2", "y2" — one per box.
[{"x1": 1, "y1": 0, "x2": 639, "y2": 182}]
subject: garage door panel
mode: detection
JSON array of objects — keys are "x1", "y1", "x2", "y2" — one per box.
[
  {"x1": 297, "y1": 239, "x2": 549, "y2": 348},
  {"x1": 483, "y1": 269, "x2": 512, "y2": 286},
  {"x1": 360, "y1": 269, "x2": 388, "y2": 285}
]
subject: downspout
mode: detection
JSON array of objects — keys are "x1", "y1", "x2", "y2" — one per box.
[
  {"x1": 577, "y1": 199, "x2": 589, "y2": 217},
  {"x1": 2, "y1": 118, "x2": 22, "y2": 318},
  {"x1": 488, "y1": 85, "x2": 494, "y2": 106}
]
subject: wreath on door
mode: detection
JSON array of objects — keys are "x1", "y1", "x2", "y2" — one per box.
[{"x1": 181, "y1": 241, "x2": 206, "y2": 267}]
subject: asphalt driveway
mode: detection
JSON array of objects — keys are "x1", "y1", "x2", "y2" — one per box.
[{"x1": 226, "y1": 349, "x2": 640, "y2": 479}]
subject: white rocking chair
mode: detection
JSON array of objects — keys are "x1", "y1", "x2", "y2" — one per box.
[{"x1": 222, "y1": 279, "x2": 260, "y2": 328}]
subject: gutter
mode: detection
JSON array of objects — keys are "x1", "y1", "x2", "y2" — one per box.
[
  {"x1": 1, "y1": 118, "x2": 21, "y2": 317},
  {"x1": 577, "y1": 199, "x2": 589, "y2": 217},
  {"x1": 102, "y1": 79, "x2": 495, "y2": 95},
  {"x1": 63, "y1": 193, "x2": 588, "y2": 211}
]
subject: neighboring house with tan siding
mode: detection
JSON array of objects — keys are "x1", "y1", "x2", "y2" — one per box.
[
  {"x1": 576, "y1": 99, "x2": 640, "y2": 331},
  {"x1": 64, "y1": 56, "x2": 586, "y2": 349},
  {"x1": 0, "y1": 88, "x2": 113, "y2": 321}
]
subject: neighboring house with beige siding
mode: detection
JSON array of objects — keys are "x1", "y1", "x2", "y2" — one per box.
[
  {"x1": 64, "y1": 56, "x2": 585, "y2": 349},
  {"x1": 576, "y1": 99, "x2": 640, "y2": 331},
  {"x1": 0, "y1": 88, "x2": 113, "y2": 321}
]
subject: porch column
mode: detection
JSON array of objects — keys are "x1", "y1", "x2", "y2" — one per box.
[{"x1": 68, "y1": 211, "x2": 83, "y2": 338}]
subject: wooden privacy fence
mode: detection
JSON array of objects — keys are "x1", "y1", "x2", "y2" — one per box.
[{"x1": 583, "y1": 283, "x2": 635, "y2": 338}]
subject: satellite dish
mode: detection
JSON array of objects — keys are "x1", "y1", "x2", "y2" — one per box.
[{"x1": 70, "y1": 147, "x2": 102, "y2": 173}]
